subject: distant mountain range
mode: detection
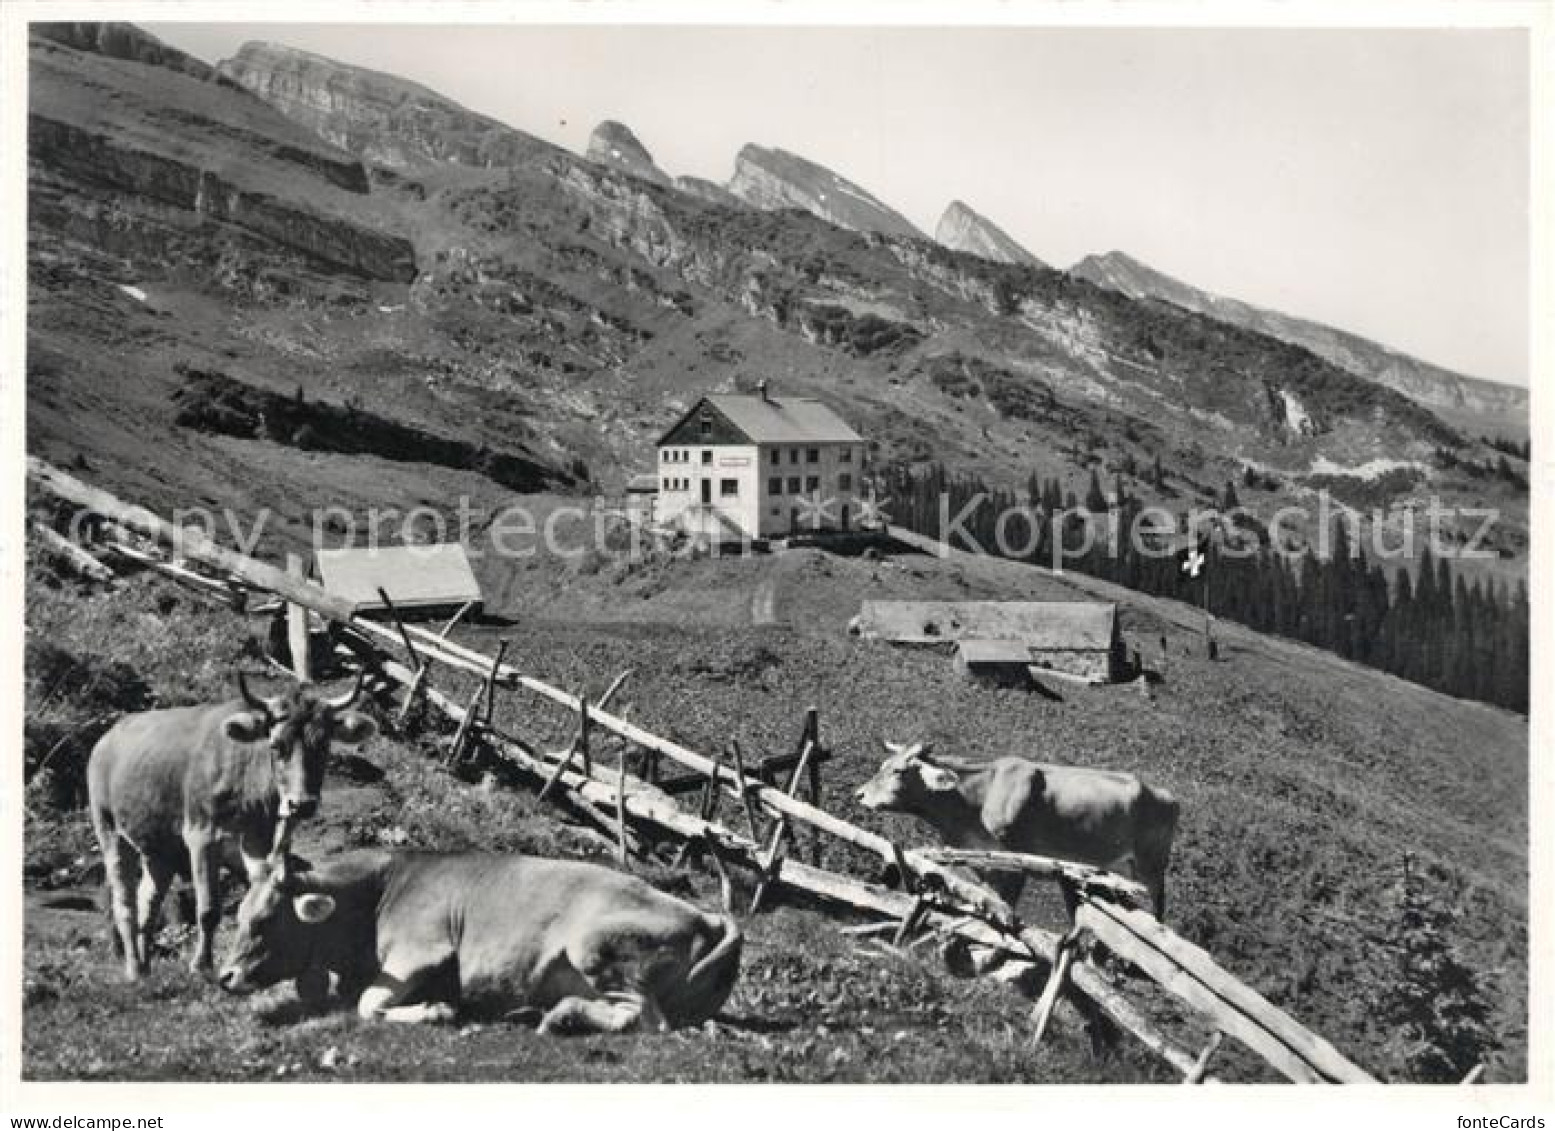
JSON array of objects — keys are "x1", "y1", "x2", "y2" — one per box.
[{"x1": 1070, "y1": 250, "x2": 1526, "y2": 438}]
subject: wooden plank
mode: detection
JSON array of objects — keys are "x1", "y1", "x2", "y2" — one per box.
[
  {"x1": 1077, "y1": 903, "x2": 1332, "y2": 1083},
  {"x1": 916, "y1": 847, "x2": 1149, "y2": 909},
  {"x1": 30, "y1": 521, "x2": 115, "y2": 582},
  {"x1": 287, "y1": 554, "x2": 312, "y2": 682},
  {"x1": 28, "y1": 458, "x2": 358, "y2": 621},
  {"x1": 1082, "y1": 899, "x2": 1374, "y2": 1083}
]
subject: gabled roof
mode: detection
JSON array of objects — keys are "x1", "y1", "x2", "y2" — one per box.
[
  {"x1": 658, "y1": 394, "x2": 863, "y2": 446},
  {"x1": 854, "y1": 600, "x2": 1118, "y2": 651},
  {"x1": 315, "y1": 543, "x2": 483, "y2": 613}
]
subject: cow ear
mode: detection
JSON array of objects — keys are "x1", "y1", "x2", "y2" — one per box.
[
  {"x1": 331, "y1": 711, "x2": 377, "y2": 746},
  {"x1": 223, "y1": 711, "x2": 269, "y2": 743},
  {"x1": 920, "y1": 766, "x2": 960, "y2": 792},
  {"x1": 883, "y1": 739, "x2": 904, "y2": 754},
  {"x1": 293, "y1": 893, "x2": 337, "y2": 924}
]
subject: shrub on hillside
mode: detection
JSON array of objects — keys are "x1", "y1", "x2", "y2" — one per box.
[
  {"x1": 1368, "y1": 856, "x2": 1499, "y2": 1082},
  {"x1": 25, "y1": 641, "x2": 152, "y2": 810}
]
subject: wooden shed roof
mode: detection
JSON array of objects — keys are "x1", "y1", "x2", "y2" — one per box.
[{"x1": 315, "y1": 543, "x2": 482, "y2": 613}]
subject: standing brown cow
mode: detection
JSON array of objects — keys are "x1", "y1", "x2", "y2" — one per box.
[
  {"x1": 856, "y1": 741, "x2": 1179, "y2": 919},
  {"x1": 86, "y1": 672, "x2": 376, "y2": 979}
]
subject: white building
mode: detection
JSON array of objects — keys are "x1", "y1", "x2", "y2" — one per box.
[{"x1": 655, "y1": 383, "x2": 866, "y2": 540}]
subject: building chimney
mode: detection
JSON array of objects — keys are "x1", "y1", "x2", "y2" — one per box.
[{"x1": 757, "y1": 378, "x2": 770, "y2": 401}]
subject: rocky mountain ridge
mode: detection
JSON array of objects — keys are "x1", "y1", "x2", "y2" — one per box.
[
  {"x1": 1071, "y1": 250, "x2": 1527, "y2": 437},
  {"x1": 725, "y1": 143, "x2": 924, "y2": 240},
  {"x1": 935, "y1": 200, "x2": 1046, "y2": 268}
]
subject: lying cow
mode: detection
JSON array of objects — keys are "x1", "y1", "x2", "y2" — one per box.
[
  {"x1": 217, "y1": 849, "x2": 744, "y2": 1035},
  {"x1": 856, "y1": 741, "x2": 1179, "y2": 919},
  {"x1": 87, "y1": 672, "x2": 376, "y2": 979}
]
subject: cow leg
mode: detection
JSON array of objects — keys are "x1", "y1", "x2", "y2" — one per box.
[
  {"x1": 355, "y1": 961, "x2": 456, "y2": 1024},
  {"x1": 537, "y1": 992, "x2": 659, "y2": 1036},
  {"x1": 356, "y1": 982, "x2": 457, "y2": 1024},
  {"x1": 135, "y1": 852, "x2": 175, "y2": 967},
  {"x1": 236, "y1": 825, "x2": 273, "y2": 884},
  {"x1": 184, "y1": 829, "x2": 221, "y2": 973},
  {"x1": 102, "y1": 836, "x2": 143, "y2": 981}
]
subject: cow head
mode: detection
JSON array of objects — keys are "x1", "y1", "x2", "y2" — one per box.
[
  {"x1": 217, "y1": 854, "x2": 336, "y2": 995},
  {"x1": 854, "y1": 740, "x2": 961, "y2": 814},
  {"x1": 222, "y1": 672, "x2": 377, "y2": 820}
]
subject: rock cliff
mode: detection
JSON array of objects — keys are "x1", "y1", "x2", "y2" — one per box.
[
  {"x1": 934, "y1": 200, "x2": 1045, "y2": 268},
  {"x1": 217, "y1": 41, "x2": 561, "y2": 170},
  {"x1": 1071, "y1": 250, "x2": 1526, "y2": 430},
  {"x1": 726, "y1": 144, "x2": 922, "y2": 239},
  {"x1": 585, "y1": 120, "x2": 670, "y2": 185}
]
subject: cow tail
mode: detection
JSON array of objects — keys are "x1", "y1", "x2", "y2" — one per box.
[{"x1": 662, "y1": 914, "x2": 744, "y2": 1028}]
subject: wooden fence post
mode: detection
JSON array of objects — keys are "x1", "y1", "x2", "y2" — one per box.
[{"x1": 287, "y1": 553, "x2": 312, "y2": 683}]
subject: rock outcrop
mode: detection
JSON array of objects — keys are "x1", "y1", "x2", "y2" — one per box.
[
  {"x1": 217, "y1": 41, "x2": 562, "y2": 170},
  {"x1": 30, "y1": 33, "x2": 415, "y2": 284},
  {"x1": 934, "y1": 200, "x2": 1045, "y2": 268},
  {"x1": 1071, "y1": 250, "x2": 1526, "y2": 426},
  {"x1": 673, "y1": 175, "x2": 742, "y2": 208},
  {"x1": 726, "y1": 144, "x2": 922, "y2": 239},
  {"x1": 585, "y1": 120, "x2": 670, "y2": 185},
  {"x1": 32, "y1": 22, "x2": 215, "y2": 80}
]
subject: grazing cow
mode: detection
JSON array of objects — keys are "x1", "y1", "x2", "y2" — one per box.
[
  {"x1": 856, "y1": 741, "x2": 1179, "y2": 919},
  {"x1": 217, "y1": 849, "x2": 744, "y2": 1035},
  {"x1": 86, "y1": 673, "x2": 376, "y2": 979}
]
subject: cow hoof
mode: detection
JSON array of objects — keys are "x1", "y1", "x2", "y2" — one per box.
[{"x1": 425, "y1": 1003, "x2": 458, "y2": 1025}]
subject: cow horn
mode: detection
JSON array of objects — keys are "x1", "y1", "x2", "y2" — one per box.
[
  {"x1": 236, "y1": 671, "x2": 266, "y2": 713},
  {"x1": 324, "y1": 669, "x2": 366, "y2": 712}
]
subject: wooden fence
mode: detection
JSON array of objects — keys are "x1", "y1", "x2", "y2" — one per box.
[{"x1": 26, "y1": 457, "x2": 1380, "y2": 1084}]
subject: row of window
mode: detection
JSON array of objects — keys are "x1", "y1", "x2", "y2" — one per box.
[
  {"x1": 663, "y1": 449, "x2": 713, "y2": 465},
  {"x1": 660, "y1": 474, "x2": 856, "y2": 497},
  {"x1": 661, "y1": 446, "x2": 855, "y2": 466},
  {"x1": 769, "y1": 474, "x2": 851, "y2": 495}
]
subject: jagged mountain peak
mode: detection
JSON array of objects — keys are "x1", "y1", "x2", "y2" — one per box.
[
  {"x1": 727, "y1": 143, "x2": 923, "y2": 239},
  {"x1": 935, "y1": 200, "x2": 1046, "y2": 268},
  {"x1": 586, "y1": 120, "x2": 670, "y2": 186}
]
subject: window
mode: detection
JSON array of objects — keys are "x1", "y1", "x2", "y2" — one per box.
[
  {"x1": 720, "y1": 479, "x2": 739, "y2": 498},
  {"x1": 789, "y1": 448, "x2": 800, "y2": 464},
  {"x1": 787, "y1": 476, "x2": 801, "y2": 493},
  {"x1": 769, "y1": 477, "x2": 783, "y2": 496},
  {"x1": 805, "y1": 476, "x2": 820, "y2": 493},
  {"x1": 839, "y1": 473, "x2": 852, "y2": 491},
  {"x1": 701, "y1": 450, "x2": 713, "y2": 465},
  {"x1": 700, "y1": 413, "x2": 712, "y2": 438},
  {"x1": 806, "y1": 448, "x2": 819, "y2": 464},
  {"x1": 770, "y1": 449, "x2": 781, "y2": 466},
  {"x1": 662, "y1": 477, "x2": 670, "y2": 491},
  {"x1": 840, "y1": 447, "x2": 852, "y2": 463}
]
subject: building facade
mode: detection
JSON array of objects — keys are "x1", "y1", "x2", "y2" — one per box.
[{"x1": 655, "y1": 387, "x2": 865, "y2": 540}]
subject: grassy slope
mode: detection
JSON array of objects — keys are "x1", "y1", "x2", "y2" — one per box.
[
  {"x1": 22, "y1": 504, "x2": 1525, "y2": 1081},
  {"x1": 22, "y1": 554, "x2": 1152, "y2": 1084}
]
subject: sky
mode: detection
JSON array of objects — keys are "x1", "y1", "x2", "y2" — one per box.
[{"x1": 151, "y1": 22, "x2": 1531, "y2": 387}]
